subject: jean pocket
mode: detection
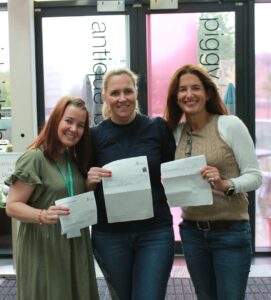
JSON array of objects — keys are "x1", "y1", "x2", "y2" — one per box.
[{"x1": 226, "y1": 221, "x2": 251, "y2": 234}]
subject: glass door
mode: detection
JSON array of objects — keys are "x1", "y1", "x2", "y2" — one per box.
[
  {"x1": 140, "y1": 2, "x2": 253, "y2": 252},
  {"x1": 35, "y1": 1, "x2": 256, "y2": 253},
  {"x1": 255, "y1": 2, "x2": 271, "y2": 252},
  {"x1": 146, "y1": 12, "x2": 236, "y2": 117},
  {"x1": 39, "y1": 14, "x2": 130, "y2": 125},
  {"x1": 0, "y1": 8, "x2": 12, "y2": 257}
]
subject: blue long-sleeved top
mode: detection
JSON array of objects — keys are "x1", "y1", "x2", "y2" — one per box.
[{"x1": 91, "y1": 113, "x2": 176, "y2": 233}]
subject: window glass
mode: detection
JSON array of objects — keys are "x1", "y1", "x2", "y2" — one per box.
[
  {"x1": 0, "y1": 10, "x2": 11, "y2": 146},
  {"x1": 0, "y1": 9, "x2": 12, "y2": 255},
  {"x1": 146, "y1": 12, "x2": 235, "y2": 241},
  {"x1": 147, "y1": 12, "x2": 235, "y2": 117},
  {"x1": 42, "y1": 15, "x2": 129, "y2": 125},
  {"x1": 255, "y1": 3, "x2": 271, "y2": 251}
]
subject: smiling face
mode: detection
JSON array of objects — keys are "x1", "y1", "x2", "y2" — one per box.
[
  {"x1": 177, "y1": 73, "x2": 209, "y2": 119},
  {"x1": 103, "y1": 73, "x2": 137, "y2": 124},
  {"x1": 57, "y1": 104, "x2": 87, "y2": 151}
]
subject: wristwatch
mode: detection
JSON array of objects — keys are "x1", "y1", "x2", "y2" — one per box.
[{"x1": 224, "y1": 180, "x2": 235, "y2": 196}]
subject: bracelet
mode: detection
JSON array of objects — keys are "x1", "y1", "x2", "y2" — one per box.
[{"x1": 38, "y1": 209, "x2": 45, "y2": 225}]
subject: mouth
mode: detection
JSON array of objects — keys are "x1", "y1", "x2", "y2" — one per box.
[
  {"x1": 184, "y1": 99, "x2": 197, "y2": 106},
  {"x1": 117, "y1": 104, "x2": 130, "y2": 108},
  {"x1": 65, "y1": 133, "x2": 77, "y2": 140}
]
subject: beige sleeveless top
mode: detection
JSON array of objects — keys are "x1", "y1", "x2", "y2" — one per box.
[{"x1": 175, "y1": 114, "x2": 249, "y2": 221}]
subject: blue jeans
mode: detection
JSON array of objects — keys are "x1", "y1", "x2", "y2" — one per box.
[
  {"x1": 92, "y1": 226, "x2": 174, "y2": 300},
  {"x1": 179, "y1": 220, "x2": 252, "y2": 300}
]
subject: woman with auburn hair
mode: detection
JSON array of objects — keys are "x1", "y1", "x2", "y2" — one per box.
[
  {"x1": 164, "y1": 64, "x2": 262, "y2": 300},
  {"x1": 6, "y1": 96, "x2": 99, "y2": 300},
  {"x1": 164, "y1": 64, "x2": 228, "y2": 131}
]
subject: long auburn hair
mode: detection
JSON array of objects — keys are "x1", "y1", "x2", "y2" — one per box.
[
  {"x1": 164, "y1": 64, "x2": 228, "y2": 131},
  {"x1": 28, "y1": 96, "x2": 91, "y2": 176}
]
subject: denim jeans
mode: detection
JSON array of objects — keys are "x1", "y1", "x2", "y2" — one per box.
[
  {"x1": 179, "y1": 220, "x2": 252, "y2": 300},
  {"x1": 92, "y1": 226, "x2": 175, "y2": 300}
]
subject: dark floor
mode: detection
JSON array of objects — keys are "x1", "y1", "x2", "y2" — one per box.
[
  {"x1": 1, "y1": 277, "x2": 271, "y2": 300},
  {"x1": 1, "y1": 256, "x2": 271, "y2": 299}
]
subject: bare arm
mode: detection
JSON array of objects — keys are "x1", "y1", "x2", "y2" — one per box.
[{"x1": 6, "y1": 179, "x2": 70, "y2": 224}]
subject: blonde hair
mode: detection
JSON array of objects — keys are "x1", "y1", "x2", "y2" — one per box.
[{"x1": 101, "y1": 67, "x2": 140, "y2": 119}]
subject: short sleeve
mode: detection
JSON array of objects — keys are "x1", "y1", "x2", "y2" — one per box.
[{"x1": 5, "y1": 149, "x2": 43, "y2": 186}]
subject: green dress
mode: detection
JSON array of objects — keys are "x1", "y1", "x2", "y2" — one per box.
[{"x1": 6, "y1": 149, "x2": 99, "y2": 300}]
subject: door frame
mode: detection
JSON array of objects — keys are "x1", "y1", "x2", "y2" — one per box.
[
  {"x1": 34, "y1": 0, "x2": 257, "y2": 254},
  {"x1": 135, "y1": 1, "x2": 256, "y2": 254}
]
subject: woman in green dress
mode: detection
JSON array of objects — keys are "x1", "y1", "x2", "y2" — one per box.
[{"x1": 5, "y1": 96, "x2": 99, "y2": 300}]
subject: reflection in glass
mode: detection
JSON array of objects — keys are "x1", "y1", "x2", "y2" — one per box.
[
  {"x1": 0, "y1": 10, "x2": 11, "y2": 145},
  {"x1": 0, "y1": 9, "x2": 12, "y2": 255},
  {"x1": 255, "y1": 3, "x2": 271, "y2": 251}
]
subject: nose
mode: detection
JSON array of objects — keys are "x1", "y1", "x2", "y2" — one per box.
[
  {"x1": 186, "y1": 88, "x2": 193, "y2": 97},
  {"x1": 70, "y1": 124, "x2": 77, "y2": 132},
  {"x1": 119, "y1": 92, "x2": 127, "y2": 102}
]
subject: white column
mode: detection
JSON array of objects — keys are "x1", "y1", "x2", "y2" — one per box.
[
  {"x1": 8, "y1": 0, "x2": 37, "y2": 152},
  {"x1": 8, "y1": 0, "x2": 37, "y2": 270}
]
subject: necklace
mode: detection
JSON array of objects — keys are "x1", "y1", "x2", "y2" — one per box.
[
  {"x1": 55, "y1": 153, "x2": 74, "y2": 197},
  {"x1": 185, "y1": 128, "x2": 193, "y2": 157}
]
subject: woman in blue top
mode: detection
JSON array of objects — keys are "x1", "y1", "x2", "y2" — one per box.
[{"x1": 87, "y1": 67, "x2": 175, "y2": 300}]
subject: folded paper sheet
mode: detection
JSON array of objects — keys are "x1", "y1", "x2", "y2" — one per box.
[
  {"x1": 161, "y1": 155, "x2": 213, "y2": 207},
  {"x1": 102, "y1": 156, "x2": 153, "y2": 223},
  {"x1": 55, "y1": 191, "x2": 97, "y2": 238}
]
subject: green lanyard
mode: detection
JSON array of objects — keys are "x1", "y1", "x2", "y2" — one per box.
[{"x1": 55, "y1": 156, "x2": 74, "y2": 197}]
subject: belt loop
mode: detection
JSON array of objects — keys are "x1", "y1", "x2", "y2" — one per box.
[{"x1": 197, "y1": 221, "x2": 211, "y2": 231}]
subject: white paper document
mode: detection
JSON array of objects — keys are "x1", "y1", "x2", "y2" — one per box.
[
  {"x1": 161, "y1": 155, "x2": 213, "y2": 207},
  {"x1": 55, "y1": 191, "x2": 97, "y2": 238},
  {"x1": 102, "y1": 156, "x2": 154, "y2": 223}
]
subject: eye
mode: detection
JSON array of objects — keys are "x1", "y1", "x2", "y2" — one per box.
[
  {"x1": 110, "y1": 90, "x2": 120, "y2": 96},
  {"x1": 65, "y1": 118, "x2": 72, "y2": 124},
  {"x1": 192, "y1": 85, "x2": 203, "y2": 91},
  {"x1": 124, "y1": 88, "x2": 134, "y2": 95},
  {"x1": 179, "y1": 87, "x2": 187, "y2": 92}
]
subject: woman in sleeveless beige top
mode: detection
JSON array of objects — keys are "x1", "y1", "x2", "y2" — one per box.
[{"x1": 164, "y1": 64, "x2": 262, "y2": 300}]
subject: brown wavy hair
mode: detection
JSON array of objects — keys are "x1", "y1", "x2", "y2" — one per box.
[
  {"x1": 164, "y1": 64, "x2": 228, "y2": 131},
  {"x1": 28, "y1": 96, "x2": 91, "y2": 176}
]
